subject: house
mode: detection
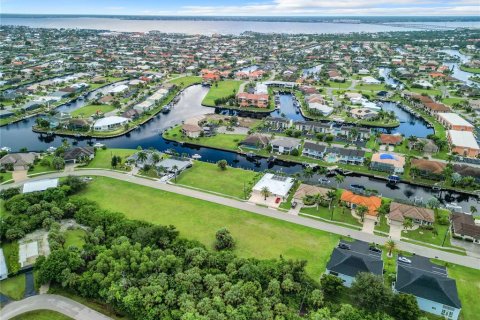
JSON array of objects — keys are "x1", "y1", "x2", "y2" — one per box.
[
  {"x1": 93, "y1": 116, "x2": 129, "y2": 131},
  {"x1": 340, "y1": 191, "x2": 382, "y2": 218},
  {"x1": 22, "y1": 179, "x2": 59, "y2": 193},
  {"x1": 236, "y1": 93, "x2": 269, "y2": 108},
  {"x1": 265, "y1": 117, "x2": 292, "y2": 130},
  {"x1": 410, "y1": 159, "x2": 446, "y2": 180},
  {"x1": 325, "y1": 240, "x2": 383, "y2": 287},
  {"x1": 307, "y1": 102, "x2": 333, "y2": 116},
  {"x1": 252, "y1": 173, "x2": 294, "y2": 199},
  {"x1": 270, "y1": 137, "x2": 301, "y2": 154},
  {"x1": 451, "y1": 212, "x2": 480, "y2": 244},
  {"x1": 361, "y1": 76, "x2": 381, "y2": 84},
  {"x1": 241, "y1": 134, "x2": 270, "y2": 149},
  {"x1": 325, "y1": 147, "x2": 365, "y2": 165},
  {"x1": 302, "y1": 142, "x2": 327, "y2": 159},
  {"x1": 63, "y1": 147, "x2": 95, "y2": 163},
  {"x1": 19, "y1": 241, "x2": 39, "y2": 268},
  {"x1": 408, "y1": 138, "x2": 439, "y2": 154},
  {"x1": 156, "y1": 157, "x2": 192, "y2": 173},
  {"x1": 423, "y1": 102, "x2": 451, "y2": 115},
  {"x1": 447, "y1": 130, "x2": 480, "y2": 158},
  {"x1": 294, "y1": 121, "x2": 332, "y2": 133},
  {"x1": 122, "y1": 109, "x2": 140, "y2": 120},
  {"x1": 68, "y1": 118, "x2": 91, "y2": 131},
  {"x1": 452, "y1": 164, "x2": 480, "y2": 183},
  {"x1": 388, "y1": 202, "x2": 434, "y2": 226},
  {"x1": 133, "y1": 100, "x2": 155, "y2": 114},
  {"x1": 378, "y1": 134, "x2": 403, "y2": 146},
  {"x1": 0, "y1": 152, "x2": 39, "y2": 171},
  {"x1": 370, "y1": 152, "x2": 406, "y2": 174},
  {"x1": 0, "y1": 110, "x2": 14, "y2": 119},
  {"x1": 182, "y1": 123, "x2": 202, "y2": 138},
  {"x1": 350, "y1": 107, "x2": 378, "y2": 120},
  {"x1": 293, "y1": 184, "x2": 330, "y2": 202},
  {"x1": 437, "y1": 113, "x2": 474, "y2": 132},
  {"x1": 394, "y1": 255, "x2": 461, "y2": 320}
]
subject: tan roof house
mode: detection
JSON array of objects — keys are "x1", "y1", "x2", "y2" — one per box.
[{"x1": 388, "y1": 202, "x2": 435, "y2": 226}]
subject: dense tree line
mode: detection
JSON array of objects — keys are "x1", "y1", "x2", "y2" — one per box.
[{"x1": 1, "y1": 177, "x2": 423, "y2": 319}]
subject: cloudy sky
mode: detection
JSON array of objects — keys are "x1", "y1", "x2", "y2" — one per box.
[{"x1": 1, "y1": 0, "x2": 479, "y2": 16}]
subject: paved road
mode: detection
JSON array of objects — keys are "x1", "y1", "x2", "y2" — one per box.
[
  {"x1": 2, "y1": 169, "x2": 480, "y2": 270},
  {"x1": 0, "y1": 294, "x2": 112, "y2": 320}
]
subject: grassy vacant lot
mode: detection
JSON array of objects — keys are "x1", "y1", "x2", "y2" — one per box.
[
  {"x1": 2, "y1": 241, "x2": 20, "y2": 274},
  {"x1": 175, "y1": 161, "x2": 259, "y2": 199},
  {"x1": 201, "y1": 80, "x2": 242, "y2": 107},
  {"x1": 356, "y1": 83, "x2": 387, "y2": 91},
  {"x1": 301, "y1": 205, "x2": 362, "y2": 228},
  {"x1": 64, "y1": 229, "x2": 86, "y2": 249},
  {"x1": 167, "y1": 76, "x2": 202, "y2": 88},
  {"x1": 84, "y1": 148, "x2": 135, "y2": 170},
  {"x1": 77, "y1": 177, "x2": 340, "y2": 279},
  {"x1": 460, "y1": 65, "x2": 480, "y2": 74},
  {"x1": 11, "y1": 310, "x2": 72, "y2": 320},
  {"x1": 163, "y1": 125, "x2": 245, "y2": 151},
  {"x1": 0, "y1": 274, "x2": 26, "y2": 300},
  {"x1": 325, "y1": 80, "x2": 352, "y2": 89},
  {"x1": 71, "y1": 104, "x2": 115, "y2": 118}
]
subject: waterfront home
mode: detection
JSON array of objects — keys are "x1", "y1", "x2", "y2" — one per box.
[
  {"x1": 452, "y1": 164, "x2": 480, "y2": 183},
  {"x1": 423, "y1": 102, "x2": 451, "y2": 115},
  {"x1": 294, "y1": 121, "x2": 332, "y2": 133},
  {"x1": 156, "y1": 157, "x2": 192, "y2": 174},
  {"x1": 93, "y1": 116, "x2": 129, "y2": 131},
  {"x1": 21, "y1": 101, "x2": 43, "y2": 112},
  {"x1": 0, "y1": 110, "x2": 14, "y2": 119},
  {"x1": 182, "y1": 123, "x2": 203, "y2": 138},
  {"x1": 350, "y1": 107, "x2": 378, "y2": 120},
  {"x1": 388, "y1": 202, "x2": 434, "y2": 226},
  {"x1": 335, "y1": 126, "x2": 371, "y2": 140},
  {"x1": 361, "y1": 76, "x2": 381, "y2": 84},
  {"x1": 264, "y1": 117, "x2": 293, "y2": 130},
  {"x1": 236, "y1": 92, "x2": 269, "y2": 108},
  {"x1": 393, "y1": 255, "x2": 461, "y2": 320},
  {"x1": 127, "y1": 150, "x2": 164, "y2": 168},
  {"x1": 437, "y1": 113, "x2": 474, "y2": 132},
  {"x1": 122, "y1": 109, "x2": 140, "y2": 120},
  {"x1": 0, "y1": 152, "x2": 39, "y2": 171},
  {"x1": 307, "y1": 102, "x2": 333, "y2": 116},
  {"x1": 270, "y1": 137, "x2": 301, "y2": 154},
  {"x1": 108, "y1": 84, "x2": 129, "y2": 94},
  {"x1": 325, "y1": 147, "x2": 366, "y2": 165},
  {"x1": 408, "y1": 138, "x2": 439, "y2": 154},
  {"x1": 63, "y1": 147, "x2": 95, "y2": 164},
  {"x1": 340, "y1": 191, "x2": 382, "y2": 218},
  {"x1": 413, "y1": 79, "x2": 434, "y2": 89},
  {"x1": 252, "y1": 173, "x2": 294, "y2": 200},
  {"x1": 133, "y1": 100, "x2": 155, "y2": 114},
  {"x1": 410, "y1": 159, "x2": 446, "y2": 180},
  {"x1": 302, "y1": 142, "x2": 327, "y2": 159},
  {"x1": 370, "y1": 152, "x2": 406, "y2": 174},
  {"x1": 378, "y1": 133, "x2": 403, "y2": 146},
  {"x1": 241, "y1": 133, "x2": 270, "y2": 149},
  {"x1": 293, "y1": 184, "x2": 330, "y2": 202},
  {"x1": 447, "y1": 130, "x2": 480, "y2": 158},
  {"x1": 451, "y1": 212, "x2": 480, "y2": 244},
  {"x1": 68, "y1": 118, "x2": 91, "y2": 131},
  {"x1": 325, "y1": 240, "x2": 383, "y2": 288}
]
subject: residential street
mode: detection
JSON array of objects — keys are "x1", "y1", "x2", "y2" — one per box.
[
  {"x1": 2, "y1": 169, "x2": 480, "y2": 270},
  {"x1": 0, "y1": 294, "x2": 112, "y2": 320}
]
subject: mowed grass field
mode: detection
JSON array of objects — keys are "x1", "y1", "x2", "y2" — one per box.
[
  {"x1": 0, "y1": 274, "x2": 25, "y2": 300},
  {"x1": 70, "y1": 104, "x2": 115, "y2": 118},
  {"x1": 84, "y1": 148, "x2": 136, "y2": 170},
  {"x1": 77, "y1": 177, "x2": 340, "y2": 279},
  {"x1": 201, "y1": 80, "x2": 242, "y2": 106},
  {"x1": 11, "y1": 310, "x2": 72, "y2": 320},
  {"x1": 167, "y1": 76, "x2": 202, "y2": 88},
  {"x1": 175, "y1": 161, "x2": 260, "y2": 198}
]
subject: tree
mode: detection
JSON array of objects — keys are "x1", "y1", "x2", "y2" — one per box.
[
  {"x1": 356, "y1": 205, "x2": 368, "y2": 222},
  {"x1": 385, "y1": 240, "x2": 396, "y2": 258},
  {"x1": 389, "y1": 293, "x2": 420, "y2": 320},
  {"x1": 402, "y1": 218, "x2": 414, "y2": 230},
  {"x1": 111, "y1": 155, "x2": 119, "y2": 168},
  {"x1": 214, "y1": 228, "x2": 235, "y2": 250},
  {"x1": 217, "y1": 159, "x2": 228, "y2": 171},
  {"x1": 320, "y1": 274, "x2": 344, "y2": 299},
  {"x1": 326, "y1": 190, "x2": 337, "y2": 211},
  {"x1": 351, "y1": 273, "x2": 392, "y2": 313},
  {"x1": 303, "y1": 167, "x2": 314, "y2": 180},
  {"x1": 172, "y1": 165, "x2": 179, "y2": 182},
  {"x1": 151, "y1": 152, "x2": 161, "y2": 164},
  {"x1": 260, "y1": 186, "x2": 270, "y2": 200},
  {"x1": 137, "y1": 151, "x2": 147, "y2": 163},
  {"x1": 52, "y1": 156, "x2": 65, "y2": 170},
  {"x1": 334, "y1": 174, "x2": 344, "y2": 188},
  {"x1": 427, "y1": 197, "x2": 440, "y2": 210},
  {"x1": 470, "y1": 206, "x2": 477, "y2": 215},
  {"x1": 61, "y1": 176, "x2": 87, "y2": 194}
]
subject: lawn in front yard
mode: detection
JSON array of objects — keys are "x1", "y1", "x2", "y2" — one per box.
[
  {"x1": 84, "y1": 148, "x2": 135, "y2": 170},
  {"x1": 374, "y1": 214, "x2": 390, "y2": 234},
  {"x1": 64, "y1": 229, "x2": 86, "y2": 249},
  {"x1": 168, "y1": 76, "x2": 202, "y2": 89},
  {"x1": 77, "y1": 177, "x2": 340, "y2": 279},
  {"x1": 2, "y1": 241, "x2": 20, "y2": 274},
  {"x1": 11, "y1": 310, "x2": 72, "y2": 320},
  {"x1": 301, "y1": 205, "x2": 362, "y2": 227},
  {"x1": 401, "y1": 210, "x2": 454, "y2": 248},
  {"x1": 0, "y1": 274, "x2": 26, "y2": 300},
  {"x1": 0, "y1": 171, "x2": 13, "y2": 183},
  {"x1": 175, "y1": 160, "x2": 260, "y2": 199},
  {"x1": 70, "y1": 104, "x2": 115, "y2": 118},
  {"x1": 201, "y1": 80, "x2": 242, "y2": 107}
]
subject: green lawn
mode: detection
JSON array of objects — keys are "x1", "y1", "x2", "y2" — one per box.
[
  {"x1": 356, "y1": 83, "x2": 387, "y2": 91},
  {"x1": 175, "y1": 161, "x2": 259, "y2": 199},
  {"x1": 0, "y1": 171, "x2": 13, "y2": 183},
  {"x1": 325, "y1": 81, "x2": 352, "y2": 89},
  {"x1": 201, "y1": 80, "x2": 242, "y2": 107},
  {"x1": 77, "y1": 177, "x2": 340, "y2": 279},
  {"x1": 0, "y1": 274, "x2": 26, "y2": 300},
  {"x1": 163, "y1": 125, "x2": 245, "y2": 151},
  {"x1": 167, "y1": 76, "x2": 202, "y2": 88},
  {"x1": 70, "y1": 104, "x2": 115, "y2": 118},
  {"x1": 301, "y1": 205, "x2": 362, "y2": 227},
  {"x1": 1, "y1": 241, "x2": 20, "y2": 274},
  {"x1": 375, "y1": 214, "x2": 390, "y2": 234},
  {"x1": 84, "y1": 148, "x2": 135, "y2": 170},
  {"x1": 401, "y1": 210, "x2": 454, "y2": 248},
  {"x1": 459, "y1": 65, "x2": 480, "y2": 74},
  {"x1": 28, "y1": 155, "x2": 56, "y2": 175},
  {"x1": 11, "y1": 310, "x2": 72, "y2": 320},
  {"x1": 64, "y1": 229, "x2": 86, "y2": 249}
]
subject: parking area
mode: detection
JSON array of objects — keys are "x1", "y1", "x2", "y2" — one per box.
[
  {"x1": 389, "y1": 221, "x2": 403, "y2": 240},
  {"x1": 248, "y1": 192, "x2": 282, "y2": 208},
  {"x1": 361, "y1": 216, "x2": 376, "y2": 234}
]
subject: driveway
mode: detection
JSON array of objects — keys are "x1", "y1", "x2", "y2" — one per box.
[
  {"x1": 12, "y1": 170, "x2": 27, "y2": 182},
  {"x1": 362, "y1": 217, "x2": 376, "y2": 234},
  {"x1": 0, "y1": 294, "x2": 112, "y2": 320},
  {"x1": 389, "y1": 222, "x2": 403, "y2": 240}
]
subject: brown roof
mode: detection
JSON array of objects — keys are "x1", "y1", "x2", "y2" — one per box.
[
  {"x1": 294, "y1": 184, "x2": 330, "y2": 200},
  {"x1": 242, "y1": 133, "x2": 270, "y2": 146},
  {"x1": 452, "y1": 212, "x2": 480, "y2": 240},
  {"x1": 411, "y1": 159, "x2": 446, "y2": 174},
  {"x1": 182, "y1": 123, "x2": 202, "y2": 133},
  {"x1": 453, "y1": 164, "x2": 480, "y2": 179},
  {"x1": 389, "y1": 202, "x2": 435, "y2": 223},
  {"x1": 379, "y1": 134, "x2": 403, "y2": 145},
  {"x1": 424, "y1": 102, "x2": 450, "y2": 112}
]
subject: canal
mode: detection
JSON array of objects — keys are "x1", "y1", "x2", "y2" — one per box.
[{"x1": 1, "y1": 85, "x2": 478, "y2": 211}]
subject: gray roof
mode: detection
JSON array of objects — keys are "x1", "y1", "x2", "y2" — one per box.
[
  {"x1": 395, "y1": 256, "x2": 461, "y2": 309},
  {"x1": 64, "y1": 147, "x2": 94, "y2": 161},
  {"x1": 270, "y1": 137, "x2": 301, "y2": 148},
  {"x1": 326, "y1": 147, "x2": 366, "y2": 158},
  {"x1": 303, "y1": 141, "x2": 327, "y2": 153},
  {"x1": 326, "y1": 240, "x2": 383, "y2": 278},
  {"x1": 157, "y1": 158, "x2": 191, "y2": 172}
]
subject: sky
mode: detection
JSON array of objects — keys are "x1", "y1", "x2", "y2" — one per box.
[{"x1": 1, "y1": 0, "x2": 479, "y2": 16}]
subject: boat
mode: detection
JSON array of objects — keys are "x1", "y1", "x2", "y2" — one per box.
[
  {"x1": 246, "y1": 152, "x2": 255, "y2": 158},
  {"x1": 1, "y1": 147, "x2": 11, "y2": 152},
  {"x1": 162, "y1": 105, "x2": 171, "y2": 114},
  {"x1": 47, "y1": 146, "x2": 57, "y2": 153},
  {"x1": 445, "y1": 203, "x2": 463, "y2": 213},
  {"x1": 387, "y1": 174, "x2": 401, "y2": 184},
  {"x1": 350, "y1": 184, "x2": 366, "y2": 190},
  {"x1": 191, "y1": 154, "x2": 202, "y2": 160},
  {"x1": 432, "y1": 183, "x2": 442, "y2": 191},
  {"x1": 267, "y1": 156, "x2": 277, "y2": 163},
  {"x1": 93, "y1": 142, "x2": 105, "y2": 148}
]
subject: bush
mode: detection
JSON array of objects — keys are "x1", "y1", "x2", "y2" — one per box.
[{"x1": 214, "y1": 227, "x2": 235, "y2": 250}]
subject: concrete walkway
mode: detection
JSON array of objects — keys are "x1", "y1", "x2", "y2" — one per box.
[
  {"x1": 2, "y1": 169, "x2": 480, "y2": 270},
  {"x1": 0, "y1": 294, "x2": 112, "y2": 320}
]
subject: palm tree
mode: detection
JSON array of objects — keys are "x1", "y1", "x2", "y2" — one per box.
[
  {"x1": 402, "y1": 218, "x2": 414, "y2": 230},
  {"x1": 303, "y1": 167, "x2": 314, "y2": 181},
  {"x1": 385, "y1": 239, "x2": 396, "y2": 258},
  {"x1": 326, "y1": 190, "x2": 337, "y2": 210},
  {"x1": 315, "y1": 194, "x2": 326, "y2": 211},
  {"x1": 137, "y1": 151, "x2": 147, "y2": 164},
  {"x1": 471, "y1": 206, "x2": 478, "y2": 215},
  {"x1": 172, "y1": 165, "x2": 179, "y2": 182},
  {"x1": 334, "y1": 174, "x2": 345, "y2": 188},
  {"x1": 151, "y1": 152, "x2": 161, "y2": 164},
  {"x1": 260, "y1": 186, "x2": 270, "y2": 201},
  {"x1": 356, "y1": 205, "x2": 368, "y2": 222}
]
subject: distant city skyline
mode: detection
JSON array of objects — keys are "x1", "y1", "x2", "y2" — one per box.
[{"x1": 1, "y1": 0, "x2": 479, "y2": 16}]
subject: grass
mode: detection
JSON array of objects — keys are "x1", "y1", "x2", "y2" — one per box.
[
  {"x1": 401, "y1": 210, "x2": 454, "y2": 248},
  {"x1": 0, "y1": 274, "x2": 26, "y2": 300},
  {"x1": 0, "y1": 171, "x2": 13, "y2": 183},
  {"x1": 77, "y1": 177, "x2": 340, "y2": 279},
  {"x1": 1, "y1": 241, "x2": 20, "y2": 274},
  {"x1": 325, "y1": 80, "x2": 352, "y2": 89},
  {"x1": 301, "y1": 205, "x2": 362, "y2": 227},
  {"x1": 84, "y1": 148, "x2": 135, "y2": 170},
  {"x1": 175, "y1": 161, "x2": 259, "y2": 199},
  {"x1": 64, "y1": 229, "x2": 86, "y2": 249},
  {"x1": 10, "y1": 310, "x2": 72, "y2": 320},
  {"x1": 70, "y1": 104, "x2": 115, "y2": 118},
  {"x1": 356, "y1": 83, "x2": 387, "y2": 91},
  {"x1": 459, "y1": 65, "x2": 480, "y2": 74},
  {"x1": 201, "y1": 80, "x2": 242, "y2": 107},
  {"x1": 375, "y1": 214, "x2": 390, "y2": 234},
  {"x1": 167, "y1": 76, "x2": 202, "y2": 88},
  {"x1": 28, "y1": 155, "x2": 56, "y2": 175}
]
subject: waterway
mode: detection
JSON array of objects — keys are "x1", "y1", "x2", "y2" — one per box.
[
  {"x1": 438, "y1": 49, "x2": 476, "y2": 86},
  {"x1": 379, "y1": 102, "x2": 434, "y2": 138}
]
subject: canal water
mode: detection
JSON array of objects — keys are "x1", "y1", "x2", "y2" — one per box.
[
  {"x1": 1, "y1": 85, "x2": 478, "y2": 211},
  {"x1": 379, "y1": 101, "x2": 434, "y2": 138},
  {"x1": 439, "y1": 49, "x2": 476, "y2": 86}
]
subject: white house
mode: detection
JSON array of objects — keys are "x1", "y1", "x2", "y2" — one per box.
[
  {"x1": 93, "y1": 116, "x2": 130, "y2": 131},
  {"x1": 362, "y1": 76, "x2": 381, "y2": 84},
  {"x1": 252, "y1": 173, "x2": 294, "y2": 199},
  {"x1": 270, "y1": 137, "x2": 301, "y2": 154}
]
